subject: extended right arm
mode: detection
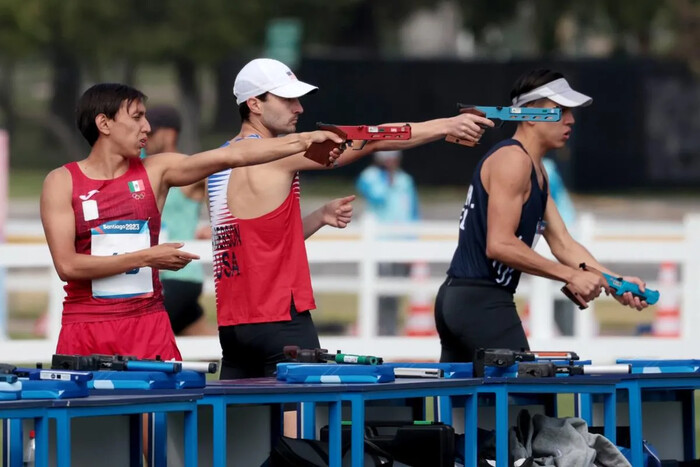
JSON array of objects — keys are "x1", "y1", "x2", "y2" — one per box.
[
  {"x1": 276, "y1": 112, "x2": 495, "y2": 173},
  {"x1": 40, "y1": 168, "x2": 197, "y2": 281},
  {"x1": 156, "y1": 131, "x2": 344, "y2": 189}
]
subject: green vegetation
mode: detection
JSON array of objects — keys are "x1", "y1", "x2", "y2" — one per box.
[
  {"x1": 1, "y1": 1, "x2": 697, "y2": 172},
  {"x1": 8, "y1": 169, "x2": 47, "y2": 198}
]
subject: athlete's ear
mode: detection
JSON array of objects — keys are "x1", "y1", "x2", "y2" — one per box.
[
  {"x1": 246, "y1": 97, "x2": 264, "y2": 116},
  {"x1": 95, "y1": 113, "x2": 111, "y2": 136}
]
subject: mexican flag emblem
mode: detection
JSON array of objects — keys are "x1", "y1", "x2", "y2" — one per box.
[{"x1": 128, "y1": 180, "x2": 144, "y2": 193}]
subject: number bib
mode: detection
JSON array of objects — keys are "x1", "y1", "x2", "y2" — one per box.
[{"x1": 91, "y1": 220, "x2": 153, "y2": 299}]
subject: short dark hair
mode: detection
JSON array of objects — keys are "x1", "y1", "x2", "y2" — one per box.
[
  {"x1": 238, "y1": 92, "x2": 268, "y2": 122},
  {"x1": 510, "y1": 69, "x2": 564, "y2": 104},
  {"x1": 147, "y1": 105, "x2": 181, "y2": 133},
  {"x1": 76, "y1": 83, "x2": 147, "y2": 146}
]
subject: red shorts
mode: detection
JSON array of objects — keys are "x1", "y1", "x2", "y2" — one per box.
[{"x1": 56, "y1": 311, "x2": 182, "y2": 360}]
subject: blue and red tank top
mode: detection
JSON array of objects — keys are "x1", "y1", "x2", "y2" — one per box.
[{"x1": 208, "y1": 136, "x2": 316, "y2": 326}]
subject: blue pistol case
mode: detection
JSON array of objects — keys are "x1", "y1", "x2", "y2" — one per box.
[
  {"x1": 277, "y1": 363, "x2": 395, "y2": 384},
  {"x1": 170, "y1": 370, "x2": 206, "y2": 389},
  {"x1": 16, "y1": 368, "x2": 91, "y2": 399},
  {"x1": 0, "y1": 374, "x2": 21, "y2": 400},
  {"x1": 89, "y1": 370, "x2": 177, "y2": 390}
]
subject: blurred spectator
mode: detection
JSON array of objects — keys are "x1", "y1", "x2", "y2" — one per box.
[
  {"x1": 145, "y1": 105, "x2": 217, "y2": 337},
  {"x1": 356, "y1": 150, "x2": 420, "y2": 335},
  {"x1": 356, "y1": 150, "x2": 420, "y2": 224},
  {"x1": 543, "y1": 157, "x2": 576, "y2": 230},
  {"x1": 543, "y1": 156, "x2": 576, "y2": 336}
]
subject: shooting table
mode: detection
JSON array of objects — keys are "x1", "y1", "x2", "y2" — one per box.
[
  {"x1": 5, "y1": 371, "x2": 698, "y2": 467},
  {"x1": 0, "y1": 399, "x2": 53, "y2": 467},
  {"x1": 165, "y1": 378, "x2": 481, "y2": 467},
  {"x1": 334, "y1": 378, "x2": 481, "y2": 467},
  {"x1": 478, "y1": 376, "x2": 620, "y2": 467},
  {"x1": 193, "y1": 379, "x2": 345, "y2": 467},
  {"x1": 580, "y1": 372, "x2": 700, "y2": 467},
  {"x1": 5, "y1": 392, "x2": 200, "y2": 467}
]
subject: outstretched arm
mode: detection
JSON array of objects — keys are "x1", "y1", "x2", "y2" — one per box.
[
  {"x1": 303, "y1": 195, "x2": 356, "y2": 239},
  {"x1": 40, "y1": 168, "x2": 199, "y2": 281},
  {"x1": 278, "y1": 111, "x2": 496, "y2": 172},
  {"x1": 150, "y1": 130, "x2": 345, "y2": 190}
]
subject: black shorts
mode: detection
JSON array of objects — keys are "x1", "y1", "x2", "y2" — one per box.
[
  {"x1": 218, "y1": 302, "x2": 320, "y2": 379},
  {"x1": 434, "y1": 277, "x2": 529, "y2": 363},
  {"x1": 161, "y1": 279, "x2": 204, "y2": 335}
]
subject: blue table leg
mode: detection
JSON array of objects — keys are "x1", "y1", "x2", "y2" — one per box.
[
  {"x1": 493, "y1": 388, "x2": 509, "y2": 467},
  {"x1": 183, "y1": 407, "x2": 198, "y2": 467},
  {"x1": 328, "y1": 401, "x2": 342, "y2": 467},
  {"x1": 464, "y1": 393, "x2": 477, "y2": 467},
  {"x1": 34, "y1": 416, "x2": 48, "y2": 467},
  {"x1": 577, "y1": 393, "x2": 594, "y2": 425},
  {"x1": 437, "y1": 396, "x2": 453, "y2": 426},
  {"x1": 7, "y1": 419, "x2": 22, "y2": 467},
  {"x1": 300, "y1": 402, "x2": 316, "y2": 439},
  {"x1": 54, "y1": 413, "x2": 71, "y2": 467},
  {"x1": 349, "y1": 395, "x2": 365, "y2": 467},
  {"x1": 603, "y1": 390, "x2": 616, "y2": 444},
  {"x1": 211, "y1": 399, "x2": 227, "y2": 467},
  {"x1": 625, "y1": 383, "x2": 644, "y2": 467},
  {"x1": 151, "y1": 413, "x2": 167, "y2": 467},
  {"x1": 2, "y1": 419, "x2": 7, "y2": 467},
  {"x1": 2, "y1": 419, "x2": 6, "y2": 467}
]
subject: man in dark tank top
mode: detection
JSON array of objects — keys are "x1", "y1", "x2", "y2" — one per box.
[{"x1": 435, "y1": 69, "x2": 650, "y2": 363}]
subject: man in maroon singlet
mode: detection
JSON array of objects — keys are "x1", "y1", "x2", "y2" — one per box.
[{"x1": 40, "y1": 83, "x2": 345, "y2": 360}]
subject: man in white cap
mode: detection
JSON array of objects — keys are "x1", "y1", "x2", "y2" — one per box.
[
  {"x1": 435, "y1": 69, "x2": 649, "y2": 363},
  {"x1": 210, "y1": 57, "x2": 494, "y2": 379}
]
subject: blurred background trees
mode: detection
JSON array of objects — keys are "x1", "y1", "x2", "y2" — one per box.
[{"x1": 0, "y1": 0, "x2": 698, "y2": 181}]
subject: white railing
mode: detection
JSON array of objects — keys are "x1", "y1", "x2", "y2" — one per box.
[{"x1": 0, "y1": 213, "x2": 698, "y2": 364}]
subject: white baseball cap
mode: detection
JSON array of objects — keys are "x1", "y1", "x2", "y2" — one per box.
[
  {"x1": 233, "y1": 58, "x2": 318, "y2": 105},
  {"x1": 512, "y1": 78, "x2": 592, "y2": 108}
]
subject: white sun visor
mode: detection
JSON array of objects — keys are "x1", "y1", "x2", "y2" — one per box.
[{"x1": 512, "y1": 78, "x2": 592, "y2": 108}]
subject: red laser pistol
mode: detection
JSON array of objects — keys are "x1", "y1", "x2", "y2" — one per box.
[
  {"x1": 445, "y1": 104, "x2": 562, "y2": 147},
  {"x1": 561, "y1": 263, "x2": 660, "y2": 310},
  {"x1": 303, "y1": 122, "x2": 412, "y2": 166}
]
